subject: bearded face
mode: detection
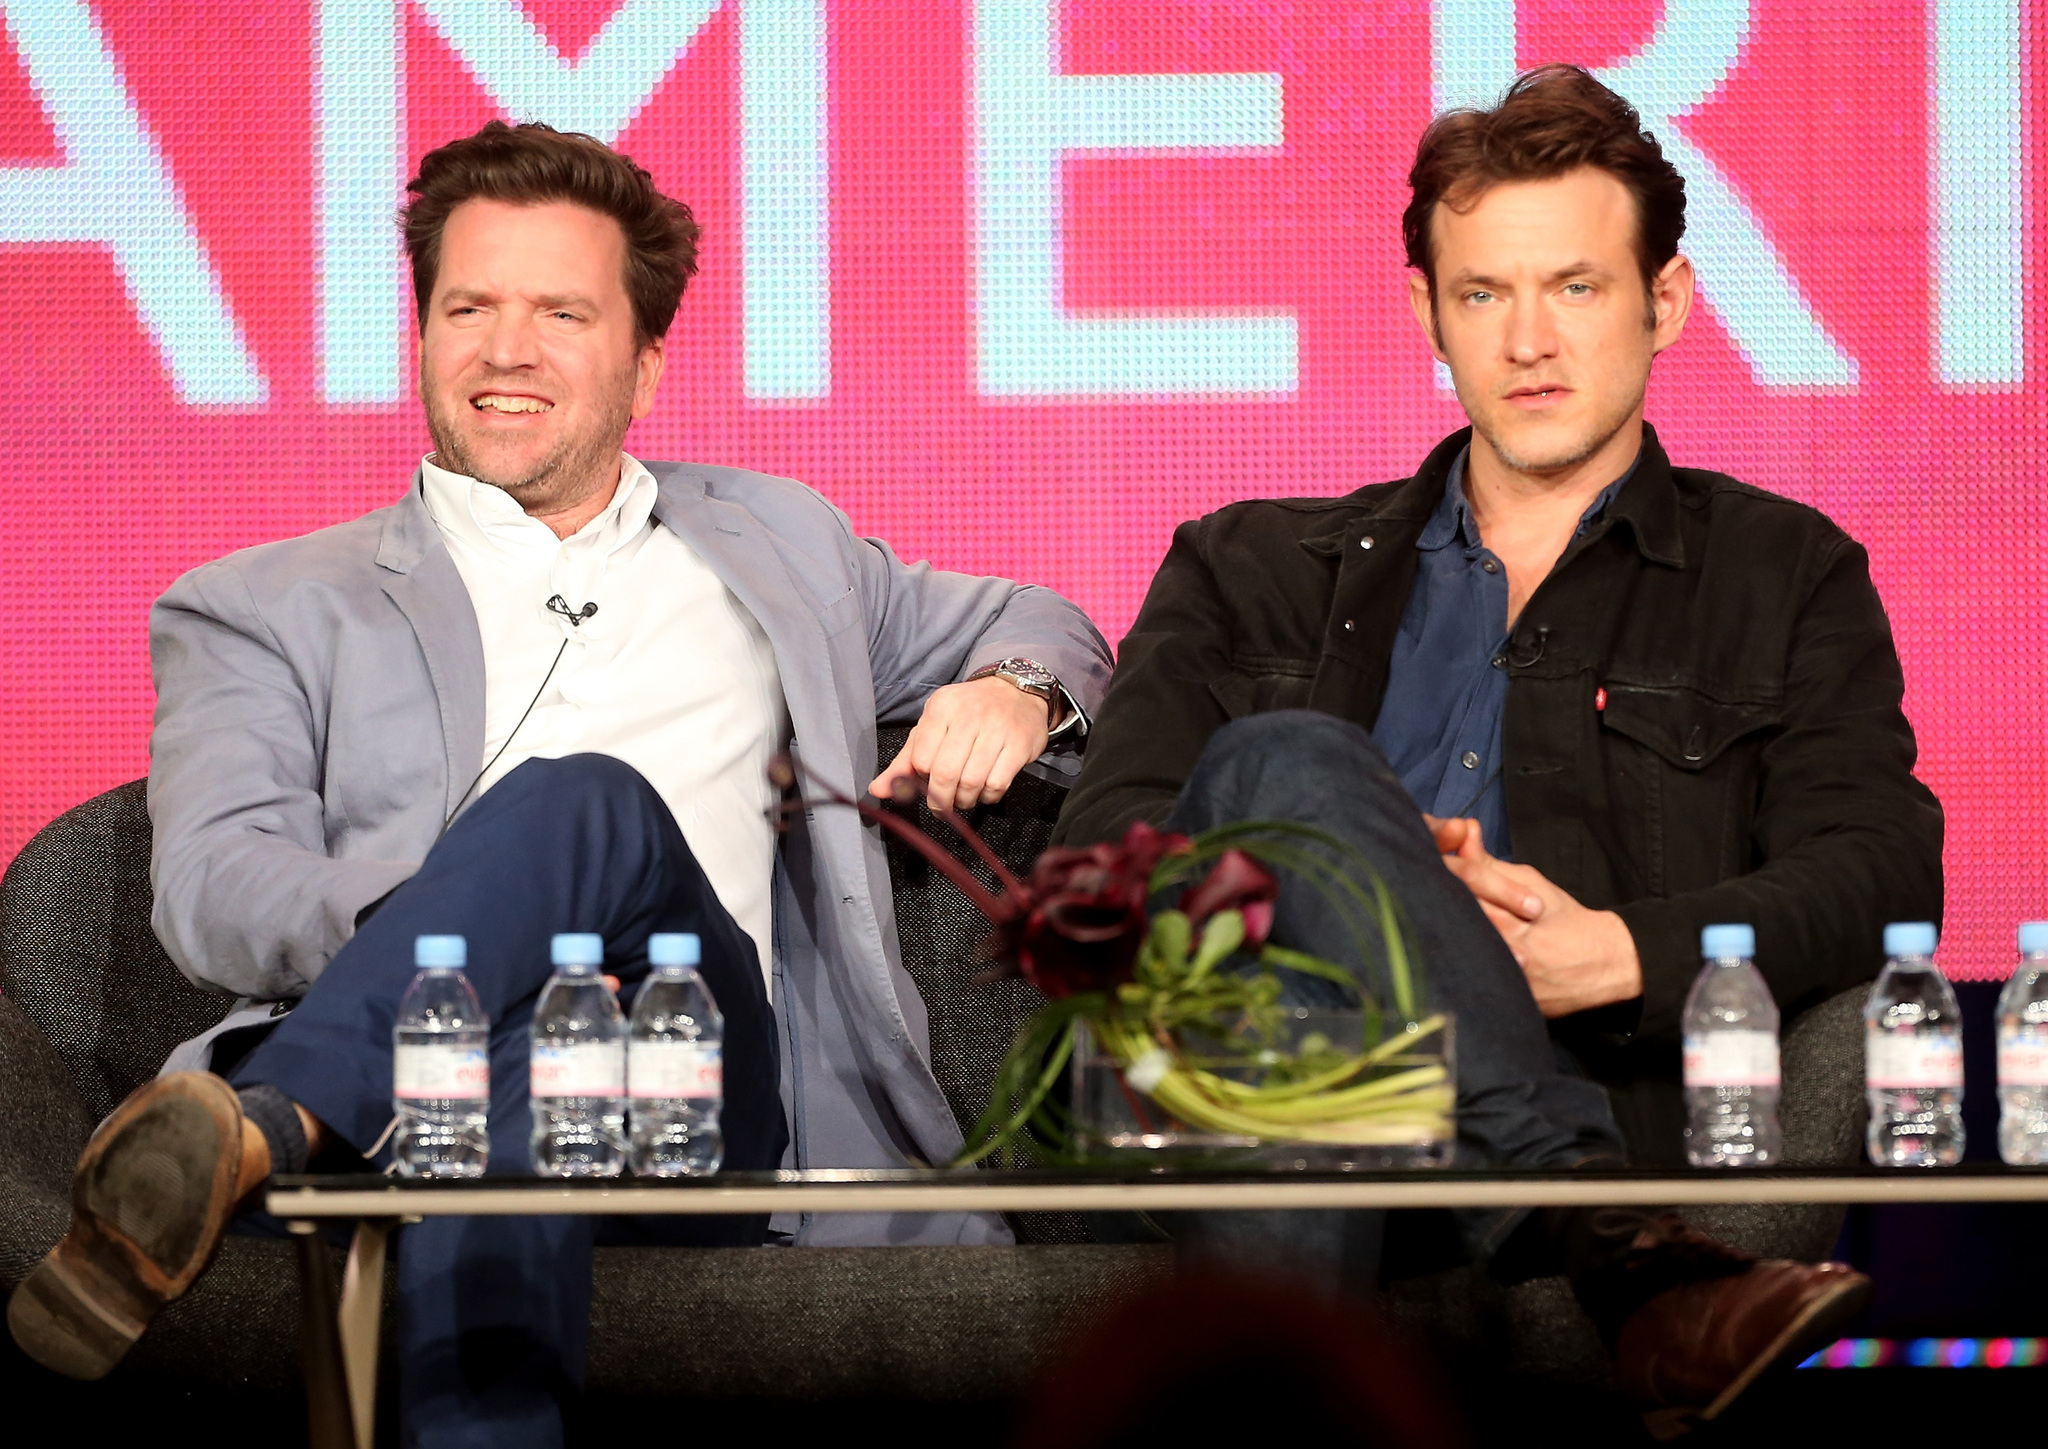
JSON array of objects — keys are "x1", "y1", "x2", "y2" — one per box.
[{"x1": 417, "y1": 198, "x2": 661, "y2": 518}]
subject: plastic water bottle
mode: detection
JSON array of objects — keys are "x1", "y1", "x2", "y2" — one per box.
[
  {"x1": 1682, "y1": 923, "x2": 1782, "y2": 1167},
  {"x1": 391, "y1": 935, "x2": 491, "y2": 1178},
  {"x1": 1865, "y1": 921, "x2": 1965, "y2": 1167},
  {"x1": 529, "y1": 932, "x2": 628, "y2": 1177},
  {"x1": 1996, "y1": 921, "x2": 2048, "y2": 1166},
  {"x1": 628, "y1": 933, "x2": 725, "y2": 1177}
]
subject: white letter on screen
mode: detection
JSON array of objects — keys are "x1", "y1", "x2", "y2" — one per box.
[
  {"x1": 323, "y1": 0, "x2": 829, "y2": 403},
  {"x1": 319, "y1": 0, "x2": 403, "y2": 405},
  {"x1": 1933, "y1": 0, "x2": 2023, "y2": 387},
  {"x1": 0, "y1": 0, "x2": 266, "y2": 405},
  {"x1": 972, "y1": 0, "x2": 1296, "y2": 398},
  {"x1": 1431, "y1": 0, "x2": 1856, "y2": 388},
  {"x1": 740, "y1": 0, "x2": 828, "y2": 399}
]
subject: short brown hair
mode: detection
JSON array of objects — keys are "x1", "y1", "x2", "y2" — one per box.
[
  {"x1": 402, "y1": 120, "x2": 700, "y2": 346},
  {"x1": 1403, "y1": 65, "x2": 1685, "y2": 303}
]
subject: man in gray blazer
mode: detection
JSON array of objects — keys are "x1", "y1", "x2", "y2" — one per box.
[{"x1": 9, "y1": 121, "x2": 1110, "y2": 1447}]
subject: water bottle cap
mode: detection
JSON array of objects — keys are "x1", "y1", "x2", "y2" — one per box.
[
  {"x1": 551, "y1": 933, "x2": 605, "y2": 970},
  {"x1": 2021, "y1": 922, "x2": 2048, "y2": 955},
  {"x1": 649, "y1": 933, "x2": 701, "y2": 969},
  {"x1": 414, "y1": 935, "x2": 466, "y2": 968},
  {"x1": 1884, "y1": 921, "x2": 1938, "y2": 957},
  {"x1": 1700, "y1": 923, "x2": 1754, "y2": 959}
]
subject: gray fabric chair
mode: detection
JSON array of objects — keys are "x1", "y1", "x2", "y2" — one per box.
[{"x1": 0, "y1": 730, "x2": 1867, "y2": 1426}]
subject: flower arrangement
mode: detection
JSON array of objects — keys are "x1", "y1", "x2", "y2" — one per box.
[{"x1": 772, "y1": 762, "x2": 1454, "y2": 1168}]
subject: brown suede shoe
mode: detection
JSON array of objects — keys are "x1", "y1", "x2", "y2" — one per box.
[
  {"x1": 7, "y1": 1073, "x2": 253, "y2": 1380},
  {"x1": 1617, "y1": 1258, "x2": 1872, "y2": 1439}
]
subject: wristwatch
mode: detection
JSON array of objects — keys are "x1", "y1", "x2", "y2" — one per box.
[{"x1": 968, "y1": 657, "x2": 1079, "y2": 735}]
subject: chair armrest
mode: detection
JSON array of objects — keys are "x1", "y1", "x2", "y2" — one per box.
[{"x1": 0, "y1": 991, "x2": 92, "y2": 1287}]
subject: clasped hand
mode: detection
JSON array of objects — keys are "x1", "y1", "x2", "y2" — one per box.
[
  {"x1": 1424, "y1": 814, "x2": 1643, "y2": 1017},
  {"x1": 868, "y1": 676, "x2": 1054, "y2": 812}
]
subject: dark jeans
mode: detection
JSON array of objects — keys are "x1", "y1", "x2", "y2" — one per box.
[
  {"x1": 230, "y1": 754, "x2": 788, "y2": 1449},
  {"x1": 1140, "y1": 712, "x2": 1629, "y2": 1288}
]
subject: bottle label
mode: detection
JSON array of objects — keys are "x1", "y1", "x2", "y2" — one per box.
[
  {"x1": 393, "y1": 1044, "x2": 489, "y2": 1101},
  {"x1": 630, "y1": 1041, "x2": 723, "y2": 1099},
  {"x1": 1867, "y1": 1034, "x2": 1964, "y2": 1089},
  {"x1": 1998, "y1": 1033, "x2": 2048, "y2": 1087},
  {"x1": 1683, "y1": 1030, "x2": 1781, "y2": 1087},
  {"x1": 530, "y1": 1042, "x2": 626, "y2": 1097}
]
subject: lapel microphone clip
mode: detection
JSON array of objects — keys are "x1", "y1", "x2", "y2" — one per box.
[{"x1": 546, "y1": 594, "x2": 599, "y2": 628}]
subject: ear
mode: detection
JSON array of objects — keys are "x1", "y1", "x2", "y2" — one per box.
[
  {"x1": 1407, "y1": 272, "x2": 1448, "y2": 365},
  {"x1": 1649, "y1": 253, "x2": 1694, "y2": 356},
  {"x1": 631, "y1": 339, "x2": 666, "y2": 420}
]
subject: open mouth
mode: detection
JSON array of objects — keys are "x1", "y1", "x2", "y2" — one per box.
[{"x1": 470, "y1": 393, "x2": 553, "y2": 414}]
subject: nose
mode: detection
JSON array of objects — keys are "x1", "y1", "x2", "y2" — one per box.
[
  {"x1": 1503, "y1": 295, "x2": 1560, "y2": 367},
  {"x1": 476, "y1": 309, "x2": 541, "y2": 372}
]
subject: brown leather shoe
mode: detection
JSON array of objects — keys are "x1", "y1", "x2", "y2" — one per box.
[
  {"x1": 7, "y1": 1073, "x2": 253, "y2": 1380},
  {"x1": 1617, "y1": 1258, "x2": 1872, "y2": 1439}
]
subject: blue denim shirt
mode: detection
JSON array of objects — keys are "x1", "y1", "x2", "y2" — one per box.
[{"x1": 1371, "y1": 450, "x2": 1630, "y2": 860}]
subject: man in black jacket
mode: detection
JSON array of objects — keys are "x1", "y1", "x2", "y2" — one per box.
[{"x1": 1058, "y1": 65, "x2": 1938, "y2": 1425}]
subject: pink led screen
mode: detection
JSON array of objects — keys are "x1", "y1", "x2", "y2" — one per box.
[{"x1": 2, "y1": 1, "x2": 2043, "y2": 978}]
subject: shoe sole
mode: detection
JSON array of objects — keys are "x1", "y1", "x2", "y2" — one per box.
[
  {"x1": 1641, "y1": 1270, "x2": 1874, "y2": 1440},
  {"x1": 6, "y1": 1074, "x2": 245, "y2": 1380}
]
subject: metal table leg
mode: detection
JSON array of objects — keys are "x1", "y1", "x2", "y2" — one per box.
[
  {"x1": 339, "y1": 1220, "x2": 395, "y2": 1449},
  {"x1": 290, "y1": 1219, "x2": 356, "y2": 1449}
]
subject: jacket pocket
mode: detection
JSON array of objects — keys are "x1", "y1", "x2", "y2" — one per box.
[
  {"x1": 1207, "y1": 655, "x2": 1319, "y2": 719},
  {"x1": 814, "y1": 584, "x2": 863, "y2": 638},
  {"x1": 1598, "y1": 683, "x2": 1780, "y2": 772},
  {"x1": 1597, "y1": 683, "x2": 1782, "y2": 895}
]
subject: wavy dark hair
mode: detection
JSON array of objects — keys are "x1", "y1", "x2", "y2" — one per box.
[
  {"x1": 1404, "y1": 65, "x2": 1686, "y2": 315},
  {"x1": 402, "y1": 120, "x2": 700, "y2": 347}
]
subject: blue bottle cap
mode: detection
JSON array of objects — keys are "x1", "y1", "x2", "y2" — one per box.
[
  {"x1": 1700, "y1": 924, "x2": 1755, "y2": 959},
  {"x1": 415, "y1": 934, "x2": 466, "y2": 969},
  {"x1": 551, "y1": 933, "x2": 605, "y2": 970},
  {"x1": 1884, "y1": 921, "x2": 1939, "y2": 958},
  {"x1": 649, "y1": 933, "x2": 701, "y2": 969},
  {"x1": 2020, "y1": 922, "x2": 2048, "y2": 955}
]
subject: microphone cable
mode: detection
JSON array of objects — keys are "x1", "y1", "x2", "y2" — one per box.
[{"x1": 437, "y1": 595, "x2": 598, "y2": 837}]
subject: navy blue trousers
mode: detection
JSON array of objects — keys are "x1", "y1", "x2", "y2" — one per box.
[
  {"x1": 230, "y1": 754, "x2": 788, "y2": 1448},
  {"x1": 1149, "y1": 712, "x2": 1629, "y2": 1287}
]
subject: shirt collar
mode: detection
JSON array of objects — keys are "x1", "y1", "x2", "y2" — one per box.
[
  {"x1": 1417, "y1": 446, "x2": 1638, "y2": 554},
  {"x1": 419, "y1": 452, "x2": 657, "y2": 560}
]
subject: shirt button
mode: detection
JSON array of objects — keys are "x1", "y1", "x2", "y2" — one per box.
[
  {"x1": 1360, "y1": 536, "x2": 1375, "y2": 550},
  {"x1": 1481, "y1": 559, "x2": 1500, "y2": 574},
  {"x1": 1461, "y1": 751, "x2": 1480, "y2": 770},
  {"x1": 1343, "y1": 619, "x2": 1355, "y2": 631},
  {"x1": 1491, "y1": 654, "x2": 1507, "y2": 670}
]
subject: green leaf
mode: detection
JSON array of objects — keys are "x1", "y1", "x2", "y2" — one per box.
[
  {"x1": 1148, "y1": 909, "x2": 1192, "y2": 974},
  {"x1": 1187, "y1": 910, "x2": 1245, "y2": 980}
]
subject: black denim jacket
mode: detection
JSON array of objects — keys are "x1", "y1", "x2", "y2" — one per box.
[{"x1": 1055, "y1": 424, "x2": 1943, "y2": 1157}]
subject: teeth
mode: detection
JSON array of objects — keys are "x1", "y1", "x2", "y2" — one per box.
[{"x1": 472, "y1": 394, "x2": 552, "y2": 413}]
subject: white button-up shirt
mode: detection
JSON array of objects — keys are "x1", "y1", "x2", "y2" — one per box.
[{"x1": 419, "y1": 453, "x2": 788, "y2": 990}]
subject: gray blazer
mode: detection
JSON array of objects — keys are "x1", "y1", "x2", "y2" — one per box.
[{"x1": 147, "y1": 462, "x2": 1112, "y2": 1245}]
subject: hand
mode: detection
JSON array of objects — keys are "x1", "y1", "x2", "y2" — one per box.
[
  {"x1": 1422, "y1": 814, "x2": 1643, "y2": 1018},
  {"x1": 869, "y1": 676, "x2": 1052, "y2": 812}
]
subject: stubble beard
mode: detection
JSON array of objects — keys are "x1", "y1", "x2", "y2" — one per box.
[
  {"x1": 423, "y1": 364, "x2": 637, "y2": 514},
  {"x1": 1463, "y1": 374, "x2": 1646, "y2": 480}
]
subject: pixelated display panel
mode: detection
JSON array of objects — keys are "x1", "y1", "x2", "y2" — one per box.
[{"x1": 2, "y1": 2, "x2": 2042, "y2": 979}]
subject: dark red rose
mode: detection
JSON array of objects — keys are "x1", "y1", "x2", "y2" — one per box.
[
  {"x1": 1178, "y1": 848, "x2": 1279, "y2": 947},
  {"x1": 1006, "y1": 822, "x2": 1190, "y2": 998}
]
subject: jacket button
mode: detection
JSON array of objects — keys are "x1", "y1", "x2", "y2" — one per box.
[
  {"x1": 1461, "y1": 751, "x2": 1480, "y2": 770},
  {"x1": 1360, "y1": 536, "x2": 1374, "y2": 550},
  {"x1": 1342, "y1": 619, "x2": 1355, "y2": 631},
  {"x1": 1490, "y1": 654, "x2": 1507, "y2": 670}
]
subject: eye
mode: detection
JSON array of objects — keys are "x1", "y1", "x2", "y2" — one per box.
[
  {"x1": 1465, "y1": 289, "x2": 1494, "y2": 305},
  {"x1": 1562, "y1": 282, "x2": 1593, "y2": 296}
]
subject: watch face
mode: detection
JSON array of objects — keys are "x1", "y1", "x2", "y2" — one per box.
[{"x1": 998, "y1": 659, "x2": 1057, "y2": 690}]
